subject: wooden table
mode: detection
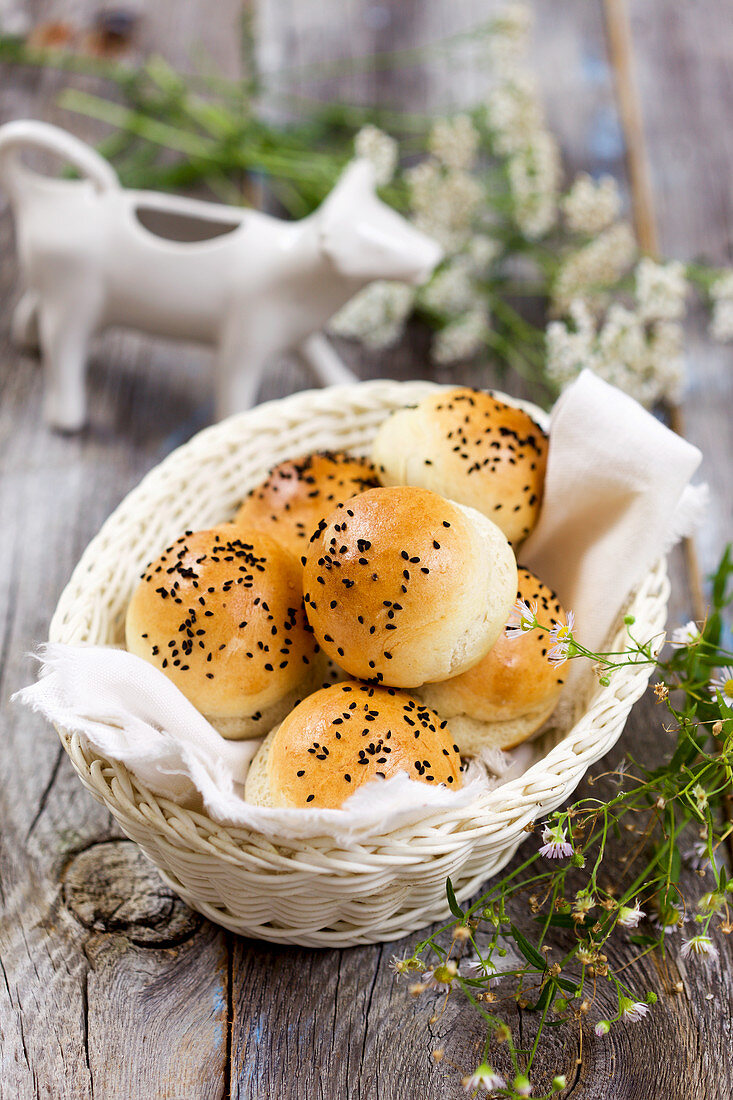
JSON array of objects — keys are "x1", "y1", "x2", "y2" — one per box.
[{"x1": 1, "y1": 1, "x2": 731, "y2": 1096}]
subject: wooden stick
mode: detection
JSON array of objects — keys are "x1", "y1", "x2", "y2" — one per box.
[{"x1": 603, "y1": 0, "x2": 706, "y2": 623}]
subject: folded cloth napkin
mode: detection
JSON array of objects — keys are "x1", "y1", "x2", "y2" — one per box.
[
  {"x1": 522, "y1": 370, "x2": 704, "y2": 654},
  {"x1": 15, "y1": 371, "x2": 705, "y2": 842}
]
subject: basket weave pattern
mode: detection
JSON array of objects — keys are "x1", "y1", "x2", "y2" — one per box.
[{"x1": 50, "y1": 381, "x2": 669, "y2": 946}]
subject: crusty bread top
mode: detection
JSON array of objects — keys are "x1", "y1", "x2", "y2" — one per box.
[
  {"x1": 264, "y1": 681, "x2": 463, "y2": 808},
  {"x1": 372, "y1": 388, "x2": 548, "y2": 545},
  {"x1": 234, "y1": 451, "x2": 379, "y2": 560},
  {"x1": 302, "y1": 485, "x2": 516, "y2": 688},
  {"x1": 125, "y1": 525, "x2": 318, "y2": 718}
]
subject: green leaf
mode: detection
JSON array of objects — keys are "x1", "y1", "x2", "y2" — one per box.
[
  {"x1": 446, "y1": 878, "x2": 464, "y2": 919},
  {"x1": 528, "y1": 980, "x2": 555, "y2": 1012},
  {"x1": 629, "y1": 934, "x2": 658, "y2": 946},
  {"x1": 510, "y1": 923, "x2": 547, "y2": 970},
  {"x1": 669, "y1": 846, "x2": 682, "y2": 885}
]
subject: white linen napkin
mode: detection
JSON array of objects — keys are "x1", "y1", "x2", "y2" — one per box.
[
  {"x1": 14, "y1": 371, "x2": 705, "y2": 841},
  {"x1": 522, "y1": 370, "x2": 703, "y2": 653},
  {"x1": 15, "y1": 644, "x2": 501, "y2": 844}
]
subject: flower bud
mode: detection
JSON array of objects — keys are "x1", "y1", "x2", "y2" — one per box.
[{"x1": 553, "y1": 1076, "x2": 567, "y2": 1091}]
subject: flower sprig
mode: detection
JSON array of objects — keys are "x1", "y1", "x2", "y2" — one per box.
[{"x1": 391, "y1": 545, "x2": 733, "y2": 1097}]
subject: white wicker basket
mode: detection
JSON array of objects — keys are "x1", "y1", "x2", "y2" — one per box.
[{"x1": 50, "y1": 380, "x2": 669, "y2": 947}]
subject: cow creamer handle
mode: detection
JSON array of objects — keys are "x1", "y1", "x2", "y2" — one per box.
[{"x1": 0, "y1": 119, "x2": 119, "y2": 196}]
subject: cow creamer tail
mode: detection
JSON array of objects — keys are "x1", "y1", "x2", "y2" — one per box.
[{"x1": 0, "y1": 119, "x2": 119, "y2": 202}]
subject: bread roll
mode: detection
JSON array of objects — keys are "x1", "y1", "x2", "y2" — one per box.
[
  {"x1": 234, "y1": 451, "x2": 379, "y2": 561},
  {"x1": 244, "y1": 681, "x2": 463, "y2": 808},
  {"x1": 420, "y1": 567, "x2": 567, "y2": 752},
  {"x1": 372, "y1": 388, "x2": 548, "y2": 545},
  {"x1": 302, "y1": 486, "x2": 517, "y2": 689},
  {"x1": 125, "y1": 525, "x2": 321, "y2": 739}
]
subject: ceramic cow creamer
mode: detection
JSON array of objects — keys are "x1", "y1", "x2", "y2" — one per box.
[{"x1": 0, "y1": 120, "x2": 442, "y2": 430}]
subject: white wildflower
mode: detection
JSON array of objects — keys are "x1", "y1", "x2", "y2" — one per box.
[
  {"x1": 406, "y1": 159, "x2": 484, "y2": 252},
  {"x1": 618, "y1": 995, "x2": 650, "y2": 1023},
  {"x1": 429, "y1": 114, "x2": 480, "y2": 171},
  {"x1": 553, "y1": 222, "x2": 637, "y2": 314},
  {"x1": 431, "y1": 307, "x2": 490, "y2": 364},
  {"x1": 646, "y1": 320, "x2": 686, "y2": 404},
  {"x1": 487, "y1": 73, "x2": 544, "y2": 156},
  {"x1": 461, "y1": 957, "x2": 500, "y2": 984},
  {"x1": 562, "y1": 172, "x2": 621, "y2": 235},
  {"x1": 539, "y1": 824, "x2": 574, "y2": 859},
  {"x1": 487, "y1": 4, "x2": 532, "y2": 79},
  {"x1": 709, "y1": 271, "x2": 733, "y2": 342},
  {"x1": 698, "y1": 891, "x2": 725, "y2": 915},
  {"x1": 508, "y1": 128, "x2": 561, "y2": 239},
  {"x1": 422, "y1": 959, "x2": 458, "y2": 990},
  {"x1": 505, "y1": 598, "x2": 538, "y2": 639},
  {"x1": 617, "y1": 900, "x2": 645, "y2": 928},
  {"x1": 421, "y1": 258, "x2": 480, "y2": 317},
  {"x1": 354, "y1": 125, "x2": 398, "y2": 186},
  {"x1": 466, "y1": 233, "x2": 502, "y2": 274},
  {"x1": 710, "y1": 666, "x2": 733, "y2": 708},
  {"x1": 389, "y1": 954, "x2": 421, "y2": 976},
  {"x1": 692, "y1": 784, "x2": 709, "y2": 813},
  {"x1": 329, "y1": 280, "x2": 414, "y2": 350},
  {"x1": 680, "y1": 935, "x2": 719, "y2": 963},
  {"x1": 652, "y1": 905, "x2": 685, "y2": 934},
  {"x1": 670, "y1": 621, "x2": 702, "y2": 647},
  {"x1": 545, "y1": 299, "x2": 596, "y2": 389},
  {"x1": 462, "y1": 1064, "x2": 506, "y2": 1093},
  {"x1": 513, "y1": 1076, "x2": 532, "y2": 1097},
  {"x1": 635, "y1": 258, "x2": 687, "y2": 322},
  {"x1": 594, "y1": 1020, "x2": 611, "y2": 1037},
  {"x1": 547, "y1": 610, "x2": 576, "y2": 665}
]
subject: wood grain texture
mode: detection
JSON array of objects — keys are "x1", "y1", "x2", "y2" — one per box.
[{"x1": 0, "y1": 0, "x2": 731, "y2": 1097}]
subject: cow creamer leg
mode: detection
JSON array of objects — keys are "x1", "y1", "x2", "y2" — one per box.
[
  {"x1": 38, "y1": 297, "x2": 97, "y2": 431},
  {"x1": 297, "y1": 331, "x2": 357, "y2": 387},
  {"x1": 11, "y1": 290, "x2": 41, "y2": 352},
  {"x1": 215, "y1": 325, "x2": 272, "y2": 418}
]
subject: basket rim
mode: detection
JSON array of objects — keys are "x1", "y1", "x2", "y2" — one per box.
[{"x1": 50, "y1": 379, "x2": 669, "y2": 861}]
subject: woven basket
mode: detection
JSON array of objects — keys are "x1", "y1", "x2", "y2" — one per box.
[{"x1": 50, "y1": 380, "x2": 669, "y2": 947}]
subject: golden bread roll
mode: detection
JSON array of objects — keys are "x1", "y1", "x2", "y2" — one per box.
[
  {"x1": 125, "y1": 525, "x2": 321, "y2": 739},
  {"x1": 372, "y1": 387, "x2": 548, "y2": 545},
  {"x1": 244, "y1": 680, "x2": 463, "y2": 808},
  {"x1": 234, "y1": 451, "x2": 379, "y2": 561},
  {"x1": 302, "y1": 486, "x2": 517, "y2": 689}
]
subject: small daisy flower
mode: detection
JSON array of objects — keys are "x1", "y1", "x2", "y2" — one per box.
[
  {"x1": 618, "y1": 995, "x2": 650, "y2": 1022},
  {"x1": 539, "y1": 824, "x2": 574, "y2": 859},
  {"x1": 653, "y1": 905, "x2": 686, "y2": 934},
  {"x1": 462, "y1": 1064, "x2": 506, "y2": 1093},
  {"x1": 461, "y1": 957, "x2": 500, "y2": 985},
  {"x1": 670, "y1": 620, "x2": 701, "y2": 647},
  {"x1": 617, "y1": 900, "x2": 645, "y2": 928},
  {"x1": 505, "y1": 598, "x2": 538, "y2": 639},
  {"x1": 547, "y1": 610, "x2": 576, "y2": 665},
  {"x1": 698, "y1": 891, "x2": 724, "y2": 915},
  {"x1": 512, "y1": 1075, "x2": 532, "y2": 1097},
  {"x1": 422, "y1": 959, "x2": 458, "y2": 990},
  {"x1": 680, "y1": 935, "x2": 719, "y2": 963},
  {"x1": 389, "y1": 954, "x2": 421, "y2": 976},
  {"x1": 709, "y1": 667, "x2": 733, "y2": 708}
]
